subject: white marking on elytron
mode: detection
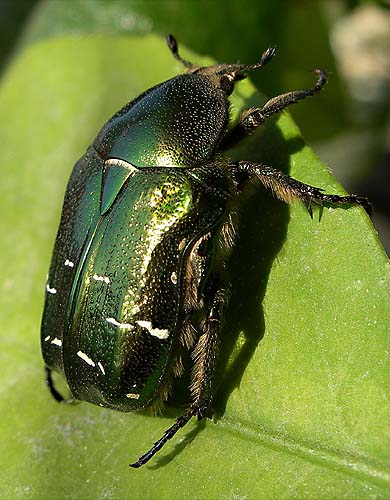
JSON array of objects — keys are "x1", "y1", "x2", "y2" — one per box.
[
  {"x1": 126, "y1": 393, "x2": 140, "y2": 400},
  {"x1": 77, "y1": 350, "x2": 95, "y2": 367},
  {"x1": 106, "y1": 317, "x2": 134, "y2": 330},
  {"x1": 170, "y1": 271, "x2": 178, "y2": 285},
  {"x1": 64, "y1": 259, "x2": 74, "y2": 267},
  {"x1": 51, "y1": 337, "x2": 62, "y2": 347},
  {"x1": 46, "y1": 284, "x2": 57, "y2": 294},
  {"x1": 97, "y1": 361, "x2": 106, "y2": 375},
  {"x1": 93, "y1": 273, "x2": 111, "y2": 284},
  {"x1": 44, "y1": 335, "x2": 50, "y2": 342},
  {"x1": 136, "y1": 320, "x2": 170, "y2": 340},
  {"x1": 105, "y1": 158, "x2": 138, "y2": 174}
]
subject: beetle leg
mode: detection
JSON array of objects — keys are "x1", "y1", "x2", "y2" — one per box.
[
  {"x1": 222, "y1": 69, "x2": 327, "y2": 149},
  {"x1": 45, "y1": 367, "x2": 66, "y2": 402},
  {"x1": 190, "y1": 284, "x2": 227, "y2": 419},
  {"x1": 130, "y1": 278, "x2": 227, "y2": 468},
  {"x1": 234, "y1": 161, "x2": 372, "y2": 216},
  {"x1": 130, "y1": 406, "x2": 197, "y2": 468}
]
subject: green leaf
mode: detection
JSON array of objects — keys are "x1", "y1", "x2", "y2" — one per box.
[{"x1": 0, "y1": 12, "x2": 389, "y2": 500}]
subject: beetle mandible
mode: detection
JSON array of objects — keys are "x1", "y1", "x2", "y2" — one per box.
[{"x1": 41, "y1": 35, "x2": 371, "y2": 468}]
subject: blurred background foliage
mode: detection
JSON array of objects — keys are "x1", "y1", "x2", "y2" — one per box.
[{"x1": 0, "y1": 0, "x2": 389, "y2": 252}]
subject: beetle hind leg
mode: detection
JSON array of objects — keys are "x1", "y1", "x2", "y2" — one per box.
[
  {"x1": 129, "y1": 407, "x2": 196, "y2": 468},
  {"x1": 190, "y1": 283, "x2": 227, "y2": 420},
  {"x1": 129, "y1": 275, "x2": 228, "y2": 468}
]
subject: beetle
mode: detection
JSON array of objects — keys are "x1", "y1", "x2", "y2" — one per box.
[{"x1": 41, "y1": 35, "x2": 371, "y2": 468}]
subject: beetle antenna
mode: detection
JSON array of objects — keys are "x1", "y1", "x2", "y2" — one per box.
[
  {"x1": 215, "y1": 46, "x2": 277, "y2": 77},
  {"x1": 238, "y1": 46, "x2": 277, "y2": 72},
  {"x1": 166, "y1": 34, "x2": 194, "y2": 69}
]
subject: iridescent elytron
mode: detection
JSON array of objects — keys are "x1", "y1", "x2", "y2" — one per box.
[{"x1": 41, "y1": 35, "x2": 370, "y2": 468}]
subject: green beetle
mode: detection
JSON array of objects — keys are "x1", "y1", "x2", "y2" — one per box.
[{"x1": 41, "y1": 35, "x2": 370, "y2": 468}]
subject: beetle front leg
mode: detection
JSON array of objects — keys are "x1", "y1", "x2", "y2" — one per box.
[
  {"x1": 233, "y1": 161, "x2": 372, "y2": 216},
  {"x1": 222, "y1": 69, "x2": 327, "y2": 150}
]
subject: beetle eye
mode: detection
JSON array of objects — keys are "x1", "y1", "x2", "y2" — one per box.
[{"x1": 220, "y1": 76, "x2": 234, "y2": 95}]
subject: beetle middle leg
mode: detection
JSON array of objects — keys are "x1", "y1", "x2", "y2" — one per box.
[
  {"x1": 45, "y1": 367, "x2": 66, "y2": 402},
  {"x1": 233, "y1": 161, "x2": 372, "y2": 216},
  {"x1": 222, "y1": 69, "x2": 327, "y2": 150}
]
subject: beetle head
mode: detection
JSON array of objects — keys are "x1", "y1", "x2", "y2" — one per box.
[{"x1": 167, "y1": 34, "x2": 276, "y2": 97}]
